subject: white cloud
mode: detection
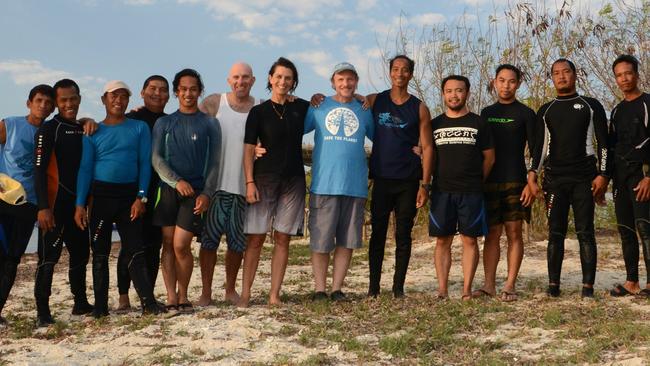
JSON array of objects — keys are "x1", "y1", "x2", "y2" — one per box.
[
  {"x1": 267, "y1": 35, "x2": 285, "y2": 47},
  {"x1": 289, "y1": 50, "x2": 334, "y2": 79},
  {"x1": 123, "y1": 0, "x2": 155, "y2": 5},
  {"x1": 409, "y1": 13, "x2": 446, "y2": 27},
  {"x1": 357, "y1": 0, "x2": 377, "y2": 12},
  {"x1": 229, "y1": 31, "x2": 261, "y2": 45}
]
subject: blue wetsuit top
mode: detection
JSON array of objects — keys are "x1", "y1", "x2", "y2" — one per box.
[{"x1": 76, "y1": 118, "x2": 151, "y2": 206}]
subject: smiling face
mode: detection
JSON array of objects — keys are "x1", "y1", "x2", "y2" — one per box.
[
  {"x1": 55, "y1": 86, "x2": 81, "y2": 121},
  {"x1": 551, "y1": 61, "x2": 576, "y2": 95},
  {"x1": 331, "y1": 70, "x2": 358, "y2": 100},
  {"x1": 228, "y1": 63, "x2": 255, "y2": 99},
  {"x1": 102, "y1": 89, "x2": 130, "y2": 118},
  {"x1": 175, "y1": 75, "x2": 201, "y2": 111},
  {"x1": 141, "y1": 79, "x2": 169, "y2": 113},
  {"x1": 268, "y1": 65, "x2": 295, "y2": 98},
  {"x1": 442, "y1": 79, "x2": 468, "y2": 111},
  {"x1": 27, "y1": 93, "x2": 55, "y2": 121},
  {"x1": 389, "y1": 58, "x2": 413, "y2": 89},
  {"x1": 494, "y1": 68, "x2": 520, "y2": 103}
]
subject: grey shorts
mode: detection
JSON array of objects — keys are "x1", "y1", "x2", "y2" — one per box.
[
  {"x1": 244, "y1": 174, "x2": 306, "y2": 235},
  {"x1": 308, "y1": 194, "x2": 366, "y2": 253}
]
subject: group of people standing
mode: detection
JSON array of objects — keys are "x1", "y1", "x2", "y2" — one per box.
[{"x1": 0, "y1": 53, "x2": 648, "y2": 328}]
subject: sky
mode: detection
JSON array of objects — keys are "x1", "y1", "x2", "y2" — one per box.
[{"x1": 0, "y1": 0, "x2": 609, "y2": 120}]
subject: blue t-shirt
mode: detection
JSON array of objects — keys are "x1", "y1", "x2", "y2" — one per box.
[
  {"x1": 76, "y1": 118, "x2": 151, "y2": 206},
  {"x1": 304, "y1": 97, "x2": 374, "y2": 198},
  {"x1": 0, "y1": 116, "x2": 39, "y2": 204}
]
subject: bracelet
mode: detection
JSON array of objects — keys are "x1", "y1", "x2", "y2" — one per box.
[{"x1": 246, "y1": 181, "x2": 255, "y2": 185}]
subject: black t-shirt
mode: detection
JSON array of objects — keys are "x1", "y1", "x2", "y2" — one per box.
[
  {"x1": 481, "y1": 100, "x2": 536, "y2": 183},
  {"x1": 244, "y1": 98, "x2": 309, "y2": 178},
  {"x1": 127, "y1": 107, "x2": 166, "y2": 202},
  {"x1": 530, "y1": 94, "x2": 609, "y2": 180},
  {"x1": 431, "y1": 112, "x2": 493, "y2": 192},
  {"x1": 609, "y1": 92, "x2": 650, "y2": 167}
]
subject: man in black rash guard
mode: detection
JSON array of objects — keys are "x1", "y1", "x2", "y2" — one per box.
[
  {"x1": 473, "y1": 64, "x2": 536, "y2": 302},
  {"x1": 529, "y1": 58, "x2": 609, "y2": 298},
  {"x1": 116, "y1": 75, "x2": 169, "y2": 311},
  {"x1": 607, "y1": 55, "x2": 650, "y2": 298},
  {"x1": 33, "y1": 79, "x2": 96, "y2": 326}
]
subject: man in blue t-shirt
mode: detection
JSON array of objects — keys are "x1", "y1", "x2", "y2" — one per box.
[
  {"x1": 305, "y1": 62, "x2": 374, "y2": 301},
  {"x1": 0, "y1": 85, "x2": 55, "y2": 325}
]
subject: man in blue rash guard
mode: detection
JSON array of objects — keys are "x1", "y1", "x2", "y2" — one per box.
[
  {"x1": 0, "y1": 85, "x2": 55, "y2": 326},
  {"x1": 74, "y1": 80, "x2": 165, "y2": 318},
  {"x1": 151, "y1": 69, "x2": 221, "y2": 314}
]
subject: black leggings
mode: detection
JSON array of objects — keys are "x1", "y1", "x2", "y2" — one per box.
[
  {"x1": 89, "y1": 181, "x2": 156, "y2": 313},
  {"x1": 368, "y1": 178, "x2": 419, "y2": 294},
  {"x1": 544, "y1": 178, "x2": 597, "y2": 286},
  {"x1": 34, "y1": 194, "x2": 90, "y2": 316},
  {"x1": 0, "y1": 201, "x2": 37, "y2": 315},
  {"x1": 614, "y1": 168, "x2": 650, "y2": 284}
]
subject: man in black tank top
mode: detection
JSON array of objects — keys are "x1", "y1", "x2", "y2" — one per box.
[
  {"x1": 472, "y1": 65, "x2": 536, "y2": 302},
  {"x1": 608, "y1": 55, "x2": 650, "y2": 298},
  {"x1": 364, "y1": 55, "x2": 434, "y2": 298},
  {"x1": 529, "y1": 58, "x2": 610, "y2": 298}
]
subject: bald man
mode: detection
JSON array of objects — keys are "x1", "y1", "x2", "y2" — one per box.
[{"x1": 197, "y1": 63, "x2": 260, "y2": 305}]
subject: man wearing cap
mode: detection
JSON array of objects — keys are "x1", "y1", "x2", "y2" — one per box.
[
  {"x1": 197, "y1": 62, "x2": 259, "y2": 306},
  {"x1": 0, "y1": 84, "x2": 55, "y2": 325},
  {"x1": 116, "y1": 75, "x2": 170, "y2": 312},
  {"x1": 74, "y1": 81, "x2": 165, "y2": 317},
  {"x1": 305, "y1": 62, "x2": 374, "y2": 301}
]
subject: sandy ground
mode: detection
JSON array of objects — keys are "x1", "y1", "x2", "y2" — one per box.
[{"x1": 0, "y1": 232, "x2": 648, "y2": 365}]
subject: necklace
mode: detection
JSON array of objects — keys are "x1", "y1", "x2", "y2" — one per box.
[{"x1": 271, "y1": 101, "x2": 287, "y2": 120}]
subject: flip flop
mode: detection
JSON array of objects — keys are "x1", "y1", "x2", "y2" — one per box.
[
  {"x1": 610, "y1": 284, "x2": 635, "y2": 297},
  {"x1": 178, "y1": 303, "x2": 194, "y2": 314},
  {"x1": 636, "y1": 288, "x2": 650, "y2": 299},
  {"x1": 500, "y1": 290, "x2": 518, "y2": 302},
  {"x1": 471, "y1": 288, "x2": 494, "y2": 298}
]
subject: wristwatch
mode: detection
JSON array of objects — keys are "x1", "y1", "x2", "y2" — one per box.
[
  {"x1": 137, "y1": 191, "x2": 148, "y2": 204},
  {"x1": 420, "y1": 183, "x2": 432, "y2": 191}
]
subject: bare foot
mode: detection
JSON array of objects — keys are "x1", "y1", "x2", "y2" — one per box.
[
  {"x1": 236, "y1": 295, "x2": 250, "y2": 308},
  {"x1": 116, "y1": 294, "x2": 131, "y2": 312},
  {"x1": 196, "y1": 294, "x2": 212, "y2": 307},
  {"x1": 225, "y1": 291, "x2": 240, "y2": 305},
  {"x1": 269, "y1": 294, "x2": 282, "y2": 307},
  {"x1": 461, "y1": 293, "x2": 473, "y2": 301}
]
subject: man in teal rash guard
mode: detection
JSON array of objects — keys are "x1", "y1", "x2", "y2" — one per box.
[
  {"x1": 74, "y1": 80, "x2": 165, "y2": 318},
  {"x1": 151, "y1": 69, "x2": 221, "y2": 314}
]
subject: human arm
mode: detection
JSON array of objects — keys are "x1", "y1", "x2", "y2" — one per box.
[
  {"x1": 243, "y1": 143, "x2": 259, "y2": 203},
  {"x1": 590, "y1": 99, "x2": 610, "y2": 202},
  {"x1": 34, "y1": 122, "x2": 56, "y2": 231},
  {"x1": 417, "y1": 103, "x2": 434, "y2": 208},
  {"x1": 0, "y1": 119, "x2": 5, "y2": 144},
  {"x1": 196, "y1": 118, "x2": 221, "y2": 214},
  {"x1": 78, "y1": 117, "x2": 98, "y2": 135},
  {"x1": 482, "y1": 148, "x2": 496, "y2": 181},
  {"x1": 199, "y1": 93, "x2": 220, "y2": 117},
  {"x1": 131, "y1": 123, "x2": 151, "y2": 220},
  {"x1": 150, "y1": 117, "x2": 184, "y2": 189},
  {"x1": 75, "y1": 136, "x2": 95, "y2": 207}
]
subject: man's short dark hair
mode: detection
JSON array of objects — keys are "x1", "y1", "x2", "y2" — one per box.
[
  {"x1": 389, "y1": 55, "x2": 415, "y2": 73},
  {"x1": 495, "y1": 64, "x2": 522, "y2": 81},
  {"x1": 29, "y1": 84, "x2": 55, "y2": 101},
  {"x1": 172, "y1": 68, "x2": 204, "y2": 93},
  {"x1": 551, "y1": 58, "x2": 576, "y2": 74},
  {"x1": 266, "y1": 57, "x2": 299, "y2": 93},
  {"x1": 612, "y1": 54, "x2": 639, "y2": 74},
  {"x1": 142, "y1": 75, "x2": 169, "y2": 91},
  {"x1": 441, "y1": 75, "x2": 471, "y2": 91},
  {"x1": 52, "y1": 79, "x2": 80, "y2": 98}
]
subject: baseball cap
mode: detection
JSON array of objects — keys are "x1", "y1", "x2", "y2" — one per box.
[
  {"x1": 0, "y1": 173, "x2": 27, "y2": 205},
  {"x1": 332, "y1": 62, "x2": 358, "y2": 78},
  {"x1": 103, "y1": 80, "x2": 132, "y2": 96}
]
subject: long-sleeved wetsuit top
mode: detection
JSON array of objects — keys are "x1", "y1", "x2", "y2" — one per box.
[
  {"x1": 530, "y1": 93, "x2": 609, "y2": 181},
  {"x1": 151, "y1": 110, "x2": 221, "y2": 196},
  {"x1": 481, "y1": 100, "x2": 536, "y2": 184},
  {"x1": 127, "y1": 107, "x2": 166, "y2": 199},
  {"x1": 609, "y1": 92, "x2": 650, "y2": 167},
  {"x1": 76, "y1": 118, "x2": 151, "y2": 206},
  {"x1": 34, "y1": 115, "x2": 84, "y2": 210}
]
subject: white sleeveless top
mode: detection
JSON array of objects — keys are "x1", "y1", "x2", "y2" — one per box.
[{"x1": 215, "y1": 93, "x2": 259, "y2": 195}]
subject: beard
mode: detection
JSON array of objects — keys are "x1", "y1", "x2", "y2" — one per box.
[{"x1": 447, "y1": 102, "x2": 466, "y2": 112}]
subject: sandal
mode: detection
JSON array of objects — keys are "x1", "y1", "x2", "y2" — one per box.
[
  {"x1": 636, "y1": 288, "x2": 650, "y2": 299},
  {"x1": 178, "y1": 303, "x2": 194, "y2": 314},
  {"x1": 610, "y1": 284, "x2": 635, "y2": 297},
  {"x1": 471, "y1": 288, "x2": 494, "y2": 299},
  {"x1": 500, "y1": 290, "x2": 518, "y2": 302}
]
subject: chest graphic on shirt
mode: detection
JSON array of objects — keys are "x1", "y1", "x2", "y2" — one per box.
[
  {"x1": 434, "y1": 127, "x2": 478, "y2": 145},
  {"x1": 377, "y1": 112, "x2": 407, "y2": 128},
  {"x1": 487, "y1": 117, "x2": 514, "y2": 124},
  {"x1": 324, "y1": 107, "x2": 359, "y2": 142}
]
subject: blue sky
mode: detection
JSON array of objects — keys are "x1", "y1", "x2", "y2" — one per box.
[{"x1": 0, "y1": 0, "x2": 606, "y2": 120}]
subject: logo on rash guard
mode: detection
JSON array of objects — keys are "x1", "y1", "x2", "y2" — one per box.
[
  {"x1": 573, "y1": 103, "x2": 584, "y2": 110},
  {"x1": 324, "y1": 107, "x2": 359, "y2": 142},
  {"x1": 378, "y1": 113, "x2": 407, "y2": 128}
]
